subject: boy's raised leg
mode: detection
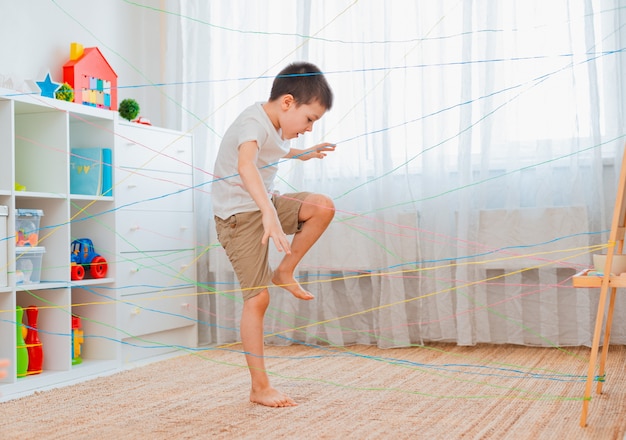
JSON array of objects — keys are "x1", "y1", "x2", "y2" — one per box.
[
  {"x1": 272, "y1": 193, "x2": 335, "y2": 300},
  {"x1": 240, "y1": 289, "x2": 296, "y2": 407}
]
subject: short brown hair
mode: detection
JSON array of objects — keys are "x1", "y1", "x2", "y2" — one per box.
[{"x1": 269, "y1": 62, "x2": 333, "y2": 110}]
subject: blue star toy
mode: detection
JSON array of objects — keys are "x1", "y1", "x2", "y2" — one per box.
[{"x1": 36, "y1": 72, "x2": 61, "y2": 98}]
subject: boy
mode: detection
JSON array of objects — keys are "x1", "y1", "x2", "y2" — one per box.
[{"x1": 212, "y1": 62, "x2": 336, "y2": 407}]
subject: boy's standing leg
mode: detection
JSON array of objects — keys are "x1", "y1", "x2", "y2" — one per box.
[
  {"x1": 240, "y1": 192, "x2": 334, "y2": 407},
  {"x1": 241, "y1": 288, "x2": 296, "y2": 407}
]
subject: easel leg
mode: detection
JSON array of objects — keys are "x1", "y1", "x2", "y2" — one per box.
[
  {"x1": 596, "y1": 287, "x2": 617, "y2": 394},
  {"x1": 580, "y1": 282, "x2": 611, "y2": 427}
]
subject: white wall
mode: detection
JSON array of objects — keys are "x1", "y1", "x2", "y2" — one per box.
[{"x1": 0, "y1": 1, "x2": 174, "y2": 129}]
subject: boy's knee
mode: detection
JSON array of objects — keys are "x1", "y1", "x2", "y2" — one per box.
[
  {"x1": 300, "y1": 193, "x2": 335, "y2": 223},
  {"x1": 312, "y1": 193, "x2": 335, "y2": 217},
  {"x1": 244, "y1": 288, "x2": 270, "y2": 308}
]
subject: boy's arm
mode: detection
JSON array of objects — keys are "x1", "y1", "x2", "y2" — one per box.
[
  {"x1": 285, "y1": 142, "x2": 336, "y2": 161},
  {"x1": 238, "y1": 141, "x2": 291, "y2": 254}
]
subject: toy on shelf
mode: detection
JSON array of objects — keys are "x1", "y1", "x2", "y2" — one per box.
[
  {"x1": 63, "y1": 42, "x2": 118, "y2": 110},
  {"x1": 71, "y1": 315, "x2": 83, "y2": 365},
  {"x1": 15, "y1": 306, "x2": 28, "y2": 378},
  {"x1": 16, "y1": 230, "x2": 38, "y2": 247},
  {"x1": 15, "y1": 209, "x2": 43, "y2": 247},
  {"x1": 70, "y1": 238, "x2": 108, "y2": 280},
  {"x1": 35, "y1": 72, "x2": 61, "y2": 99},
  {"x1": 55, "y1": 82, "x2": 74, "y2": 102},
  {"x1": 25, "y1": 305, "x2": 43, "y2": 375},
  {"x1": 134, "y1": 116, "x2": 151, "y2": 125}
]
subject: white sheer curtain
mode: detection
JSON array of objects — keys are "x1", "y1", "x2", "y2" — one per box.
[{"x1": 169, "y1": 0, "x2": 626, "y2": 348}]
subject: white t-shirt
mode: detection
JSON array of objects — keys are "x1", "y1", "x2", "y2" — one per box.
[{"x1": 212, "y1": 102, "x2": 290, "y2": 219}]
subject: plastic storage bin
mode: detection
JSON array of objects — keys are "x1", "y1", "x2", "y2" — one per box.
[
  {"x1": 15, "y1": 246, "x2": 45, "y2": 284},
  {"x1": 15, "y1": 209, "x2": 44, "y2": 247},
  {"x1": 0, "y1": 205, "x2": 7, "y2": 287}
]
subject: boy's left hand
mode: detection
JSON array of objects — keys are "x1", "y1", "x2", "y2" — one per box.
[{"x1": 299, "y1": 142, "x2": 336, "y2": 161}]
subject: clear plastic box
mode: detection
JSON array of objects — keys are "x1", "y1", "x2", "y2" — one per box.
[
  {"x1": 15, "y1": 209, "x2": 44, "y2": 247},
  {"x1": 15, "y1": 246, "x2": 45, "y2": 284},
  {"x1": 0, "y1": 205, "x2": 7, "y2": 286}
]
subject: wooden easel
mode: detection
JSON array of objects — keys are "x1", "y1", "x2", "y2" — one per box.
[{"x1": 573, "y1": 143, "x2": 626, "y2": 427}]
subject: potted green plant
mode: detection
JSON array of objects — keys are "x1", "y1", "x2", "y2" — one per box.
[
  {"x1": 118, "y1": 98, "x2": 140, "y2": 121},
  {"x1": 55, "y1": 83, "x2": 74, "y2": 102}
]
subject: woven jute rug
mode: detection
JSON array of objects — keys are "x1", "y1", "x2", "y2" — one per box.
[{"x1": 1, "y1": 343, "x2": 625, "y2": 439}]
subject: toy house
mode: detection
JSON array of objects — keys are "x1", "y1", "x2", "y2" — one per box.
[{"x1": 62, "y1": 43, "x2": 117, "y2": 110}]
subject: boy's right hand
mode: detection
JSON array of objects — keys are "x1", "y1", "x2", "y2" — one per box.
[{"x1": 261, "y1": 211, "x2": 291, "y2": 254}]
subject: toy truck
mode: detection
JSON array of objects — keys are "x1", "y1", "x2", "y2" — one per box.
[{"x1": 71, "y1": 238, "x2": 108, "y2": 280}]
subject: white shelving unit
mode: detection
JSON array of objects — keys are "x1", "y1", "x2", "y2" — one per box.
[{"x1": 0, "y1": 90, "x2": 197, "y2": 400}]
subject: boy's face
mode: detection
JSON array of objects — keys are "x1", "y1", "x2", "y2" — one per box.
[{"x1": 279, "y1": 96, "x2": 326, "y2": 140}]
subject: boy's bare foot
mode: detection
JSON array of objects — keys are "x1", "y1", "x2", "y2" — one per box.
[
  {"x1": 250, "y1": 386, "x2": 298, "y2": 407},
  {"x1": 272, "y1": 270, "x2": 314, "y2": 300}
]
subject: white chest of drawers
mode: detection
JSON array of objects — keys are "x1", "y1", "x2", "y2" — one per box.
[{"x1": 113, "y1": 122, "x2": 198, "y2": 361}]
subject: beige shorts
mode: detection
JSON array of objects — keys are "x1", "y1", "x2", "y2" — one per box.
[{"x1": 215, "y1": 192, "x2": 311, "y2": 301}]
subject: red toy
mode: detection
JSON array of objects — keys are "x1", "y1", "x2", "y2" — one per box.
[
  {"x1": 25, "y1": 305, "x2": 43, "y2": 375},
  {"x1": 63, "y1": 43, "x2": 118, "y2": 110},
  {"x1": 134, "y1": 116, "x2": 152, "y2": 125},
  {"x1": 71, "y1": 238, "x2": 108, "y2": 280}
]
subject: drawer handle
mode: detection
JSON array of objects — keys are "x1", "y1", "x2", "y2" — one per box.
[
  {"x1": 130, "y1": 225, "x2": 140, "y2": 231},
  {"x1": 181, "y1": 303, "x2": 190, "y2": 310},
  {"x1": 127, "y1": 184, "x2": 137, "y2": 189},
  {"x1": 130, "y1": 267, "x2": 140, "y2": 273},
  {"x1": 131, "y1": 307, "x2": 140, "y2": 315},
  {"x1": 180, "y1": 225, "x2": 188, "y2": 230}
]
